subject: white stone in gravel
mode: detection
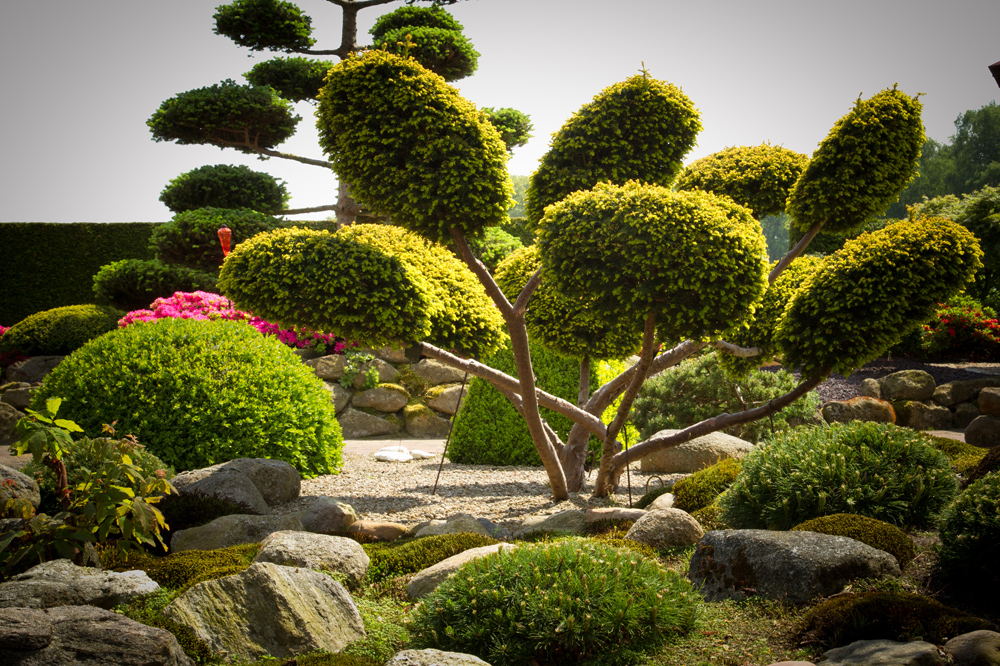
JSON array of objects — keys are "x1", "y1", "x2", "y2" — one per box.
[
  {"x1": 648, "y1": 493, "x2": 675, "y2": 510},
  {"x1": 375, "y1": 449, "x2": 413, "y2": 462},
  {"x1": 410, "y1": 450, "x2": 436, "y2": 460}
]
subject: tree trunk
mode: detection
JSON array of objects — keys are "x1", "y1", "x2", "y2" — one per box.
[{"x1": 335, "y1": 180, "x2": 360, "y2": 228}]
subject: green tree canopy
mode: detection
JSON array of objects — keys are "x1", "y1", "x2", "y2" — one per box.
[
  {"x1": 316, "y1": 50, "x2": 512, "y2": 242},
  {"x1": 214, "y1": 0, "x2": 316, "y2": 53},
  {"x1": 951, "y1": 101, "x2": 1000, "y2": 193},
  {"x1": 675, "y1": 144, "x2": 809, "y2": 220},
  {"x1": 481, "y1": 107, "x2": 534, "y2": 152},
  {"x1": 159, "y1": 164, "x2": 290, "y2": 214},
  {"x1": 524, "y1": 73, "x2": 701, "y2": 227},
  {"x1": 374, "y1": 27, "x2": 478, "y2": 82},
  {"x1": 244, "y1": 56, "x2": 334, "y2": 102}
]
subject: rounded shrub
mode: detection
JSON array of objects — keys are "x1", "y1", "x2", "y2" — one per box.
[
  {"x1": 675, "y1": 144, "x2": 809, "y2": 220},
  {"x1": 0, "y1": 305, "x2": 122, "y2": 356},
  {"x1": 373, "y1": 26, "x2": 479, "y2": 82},
  {"x1": 159, "y1": 165, "x2": 290, "y2": 214},
  {"x1": 631, "y1": 352, "x2": 821, "y2": 444},
  {"x1": 370, "y1": 5, "x2": 462, "y2": 40},
  {"x1": 317, "y1": 49, "x2": 511, "y2": 243},
  {"x1": 525, "y1": 73, "x2": 701, "y2": 227},
  {"x1": 538, "y1": 183, "x2": 768, "y2": 341},
  {"x1": 361, "y1": 532, "x2": 498, "y2": 584},
  {"x1": 151, "y1": 207, "x2": 289, "y2": 270},
  {"x1": 791, "y1": 513, "x2": 916, "y2": 569},
  {"x1": 718, "y1": 421, "x2": 958, "y2": 530},
  {"x1": 938, "y1": 471, "x2": 1000, "y2": 597},
  {"x1": 244, "y1": 56, "x2": 334, "y2": 103},
  {"x1": 787, "y1": 87, "x2": 925, "y2": 235},
  {"x1": 408, "y1": 539, "x2": 699, "y2": 666},
  {"x1": 92, "y1": 258, "x2": 217, "y2": 312},
  {"x1": 213, "y1": 0, "x2": 315, "y2": 52},
  {"x1": 448, "y1": 339, "x2": 598, "y2": 466},
  {"x1": 32, "y1": 318, "x2": 343, "y2": 476},
  {"x1": 776, "y1": 217, "x2": 984, "y2": 378},
  {"x1": 925, "y1": 434, "x2": 988, "y2": 477},
  {"x1": 672, "y1": 458, "x2": 741, "y2": 513},
  {"x1": 795, "y1": 591, "x2": 993, "y2": 650}
]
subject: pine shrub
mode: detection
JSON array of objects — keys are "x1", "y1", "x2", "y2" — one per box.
[
  {"x1": 938, "y1": 471, "x2": 1000, "y2": 598},
  {"x1": 964, "y1": 446, "x2": 1000, "y2": 488},
  {"x1": 408, "y1": 538, "x2": 699, "y2": 666},
  {"x1": 32, "y1": 318, "x2": 343, "y2": 476},
  {"x1": 791, "y1": 513, "x2": 916, "y2": 569},
  {"x1": 0, "y1": 304, "x2": 122, "y2": 356},
  {"x1": 718, "y1": 421, "x2": 958, "y2": 530}
]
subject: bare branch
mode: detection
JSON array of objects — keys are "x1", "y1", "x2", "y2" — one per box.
[
  {"x1": 711, "y1": 340, "x2": 762, "y2": 357},
  {"x1": 282, "y1": 204, "x2": 338, "y2": 215},
  {"x1": 512, "y1": 267, "x2": 542, "y2": 317},
  {"x1": 769, "y1": 218, "x2": 827, "y2": 285}
]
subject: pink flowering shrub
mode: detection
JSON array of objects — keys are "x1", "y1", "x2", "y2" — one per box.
[
  {"x1": 920, "y1": 298, "x2": 1000, "y2": 360},
  {"x1": 120, "y1": 291, "x2": 347, "y2": 353}
]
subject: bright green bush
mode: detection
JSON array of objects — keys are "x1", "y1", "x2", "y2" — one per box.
[
  {"x1": 23, "y1": 435, "x2": 174, "y2": 516},
  {"x1": 631, "y1": 352, "x2": 821, "y2": 444},
  {"x1": 151, "y1": 207, "x2": 289, "y2": 270},
  {"x1": 791, "y1": 513, "x2": 916, "y2": 569},
  {"x1": 317, "y1": 49, "x2": 511, "y2": 243},
  {"x1": 159, "y1": 165, "x2": 290, "y2": 214},
  {"x1": 0, "y1": 305, "x2": 122, "y2": 356},
  {"x1": 244, "y1": 57, "x2": 334, "y2": 103},
  {"x1": 339, "y1": 224, "x2": 505, "y2": 358},
  {"x1": 148, "y1": 79, "x2": 299, "y2": 153},
  {"x1": 362, "y1": 532, "x2": 498, "y2": 584},
  {"x1": 795, "y1": 591, "x2": 993, "y2": 650},
  {"x1": 524, "y1": 73, "x2": 701, "y2": 227},
  {"x1": 787, "y1": 87, "x2": 925, "y2": 235},
  {"x1": 675, "y1": 144, "x2": 809, "y2": 220},
  {"x1": 538, "y1": 182, "x2": 768, "y2": 341},
  {"x1": 92, "y1": 258, "x2": 217, "y2": 312},
  {"x1": 466, "y1": 226, "x2": 523, "y2": 273},
  {"x1": 32, "y1": 318, "x2": 343, "y2": 476},
  {"x1": 213, "y1": 0, "x2": 315, "y2": 52},
  {"x1": 926, "y1": 434, "x2": 988, "y2": 477},
  {"x1": 448, "y1": 339, "x2": 598, "y2": 466},
  {"x1": 369, "y1": 5, "x2": 461, "y2": 39},
  {"x1": 494, "y1": 245, "x2": 641, "y2": 361},
  {"x1": 374, "y1": 26, "x2": 479, "y2": 82},
  {"x1": 672, "y1": 458, "x2": 742, "y2": 513},
  {"x1": 776, "y1": 217, "x2": 984, "y2": 378},
  {"x1": 718, "y1": 256, "x2": 824, "y2": 378},
  {"x1": 218, "y1": 226, "x2": 434, "y2": 350},
  {"x1": 718, "y1": 422, "x2": 958, "y2": 530},
  {"x1": 938, "y1": 471, "x2": 1000, "y2": 597},
  {"x1": 408, "y1": 539, "x2": 699, "y2": 666}
]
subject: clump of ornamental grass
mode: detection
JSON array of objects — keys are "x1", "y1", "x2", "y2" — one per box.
[{"x1": 408, "y1": 538, "x2": 699, "y2": 666}]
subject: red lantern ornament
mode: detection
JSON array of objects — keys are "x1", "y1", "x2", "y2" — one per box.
[{"x1": 217, "y1": 225, "x2": 232, "y2": 258}]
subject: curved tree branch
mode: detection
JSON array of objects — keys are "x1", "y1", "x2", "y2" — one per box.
[
  {"x1": 282, "y1": 204, "x2": 338, "y2": 215},
  {"x1": 512, "y1": 267, "x2": 542, "y2": 317},
  {"x1": 768, "y1": 218, "x2": 827, "y2": 285},
  {"x1": 711, "y1": 340, "x2": 762, "y2": 357}
]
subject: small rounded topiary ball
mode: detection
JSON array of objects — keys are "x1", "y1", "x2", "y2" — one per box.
[
  {"x1": 32, "y1": 317, "x2": 342, "y2": 477},
  {"x1": 0, "y1": 304, "x2": 123, "y2": 356},
  {"x1": 791, "y1": 513, "x2": 916, "y2": 569}
]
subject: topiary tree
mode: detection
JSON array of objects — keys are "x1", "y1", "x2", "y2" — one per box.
[
  {"x1": 150, "y1": 0, "x2": 530, "y2": 227},
  {"x1": 220, "y1": 46, "x2": 980, "y2": 500},
  {"x1": 159, "y1": 164, "x2": 290, "y2": 214},
  {"x1": 0, "y1": 305, "x2": 123, "y2": 357}
]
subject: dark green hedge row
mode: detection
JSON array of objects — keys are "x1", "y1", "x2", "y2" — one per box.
[{"x1": 0, "y1": 222, "x2": 159, "y2": 326}]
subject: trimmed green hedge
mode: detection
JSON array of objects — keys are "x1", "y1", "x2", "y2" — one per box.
[{"x1": 0, "y1": 222, "x2": 158, "y2": 326}]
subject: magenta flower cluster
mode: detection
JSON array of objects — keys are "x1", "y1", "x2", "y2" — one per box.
[
  {"x1": 119, "y1": 291, "x2": 347, "y2": 353},
  {"x1": 0, "y1": 325, "x2": 7, "y2": 338}
]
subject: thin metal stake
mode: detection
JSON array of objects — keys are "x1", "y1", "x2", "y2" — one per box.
[
  {"x1": 432, "y1": 371, "x2": 469, "y2": 495},
  {"x1": 625, "y1": 423, "x2": 632, "y2": 508}
]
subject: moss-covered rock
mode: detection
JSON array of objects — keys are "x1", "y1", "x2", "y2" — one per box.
[
  {"x1": 361, "y1": 532, "x2": 498, "y2": 584},
  {"x1": 672, "y1": 458, "x2": 741, "y2": 513},
  {"x1": 791, "y1": 513, "x2": 916, "y2": 569}
]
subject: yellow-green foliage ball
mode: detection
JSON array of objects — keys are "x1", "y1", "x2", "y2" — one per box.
[{"x1": 672, "y1": 458, "x2": 742, "y2": 513}]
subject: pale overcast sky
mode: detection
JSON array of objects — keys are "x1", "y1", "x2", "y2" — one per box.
[{"x1": 1, "y1": 0, "x2": 998, "y2": 223}]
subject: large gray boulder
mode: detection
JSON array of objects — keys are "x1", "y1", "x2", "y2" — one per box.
[
  {"x1": 688, "y1": 530, "x2": 900, "y2": 603},
  {"x1": 966, "y1": 415, "x2": 1000, "y2": 448},
  {"x1": 0, "y1": 464, "x2": 40, "y2": 514},
  {"x1": 516, "y1": 510, "x2": 587, "y2": 536},
  {"x1": 639, "y1": 430, "x2": 753, "y2": 473},
  {"x1": 5, "y1": 356, "x2": 65, "y2": 384},
  {"x1": 0, "y1": 559, "x2": 159, "y2": 609},
  {"x1": 306, "y1": 354, "x2": 347, "y2": 380},
  {"x1": 407, "y1": 544, "x2": 516, "y2": 599},
  {"x1": 822, "y1": 397, "x2": 895, "y2": 425},
  {"x1": 0, "y1": 385, "x2": 32, "y2": 410},
  {"x1": 820, "y1": 639, "x2": 945, "y2": 665},
  {"x1": 956, "y1": 403, "x2": 982, "y2": 429},
  {"x1": 894, "y1": 400, "x2": 954, "y2": 430},
  {"x1": 425, "y1": 384, "x2": 468, "y2": 416},
  {"x1": 170, "y1": 513, "x2": 304, "y2": 552},
  {"x1": 353, "y1": 358, "x2": 400, "y2": 389},
  {"x1": 935, "y1": 378, "x2": 1000, "y2": 407},
  {"x1": 321, "y1": 381, "x2": 352, "y2": 414},
  {"x1": 413, "y1": 359, "x2": 467, "y2": 386},
  {"x1": 415, "y1": 513, "x2": 492, "y2": 538},
  {"x1": 625, "y1": 509, "x2": 703, "y2": 550},
  {"x1": 0, "y1": 605, "x2": 193, "y2": 665},
  {"x1": 387, "y1": 649, "x2": 492, "y2": 665},
  {"x1": 171, "y1": 467, "x2": 270, "y2": 515},
  {"x1": 338, "y1": 407, "x2": 401, "y2": 438},
  {"x1": 584, "y1": 507, "x2": 647, "y2": 523},
  {"x1": 299, "y1": 496, "x2": 358, "y2": 534},
  {"x1": 980, "y1": 387, "x2": 1000, "y2": 417},
  {"x1": 170, "y1": 458, "x2": 301, "y2": 507},
  {"x1": 253, "y1": 531, "x2": 370, "y2": 585},
  {"x1": 879, "y1": 370, "x2": 936, "y2": 401},
  {"x1": 0, "y1": 402, "x2": 25, "y2": 448},
  {"x1": 163, "y1": 562, "x2": 364, "y2": 662},
  {"x1": 353, "y1": 386, "x2": 409, "y2": 412},
  {"x1": 405, "y1": 405, "x2": 452, "y2": 438},
  {"x1": 944, "y1": 630, "x2": 1000, "y2": 666}
]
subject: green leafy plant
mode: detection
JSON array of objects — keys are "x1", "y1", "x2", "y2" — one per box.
[
  {"x1": 631, "y1": 352, "x2": 821, "y2": 444},
  {"x1": 937, "y1": 471, "x2": 1000, "y2": 598},
  {"x1": 92, "y1": 258, "x2": 217, "y2": 312},
  {"x1": 918, "y1": 297, "x2": 1000, "y2": 360},
  {"x1": 925, "y1": 434, "x2": 988, "y2": 477},
  {"x1": 790, "y1": 513, "x2": 916, "y2": 569},
  {"x1": 1, "y1": 402, "x2": 174, "y2": 574},
  {"x1": 690, "y1": 503, "x2": 728, "y2": 531},
  {"x1": 0, "y1": 304, "x2": 123, "y2": 357},
  {"x1": 795, "y1": 591, "x2": 993, "y2": 650},
  {"x1": 31, "y1": 318, "x2": 343, "y2": 476},
  {"x1": 408, "y1": 538, "x2": 700, "y2": 666},
  {"x1": 718, "y1": 421, "x2": 958, "y2": 530},
  {"x1": 339, "y1": 350, "x2": 378, "y2": 391},
  {"x1": 160, "y1": 164, "x2": 290, "y2": 214},
  {"x1": 964, "y1": 445, "x2": 1000, "y2": 488},
  {"x1": 481, "y1": 107, "x2": 533, "y2": 152},
  {"x1": 672, "y1": 458, "x2": 742, "y2": 513},
  {"x1": 213, "y1": 0, "x2": 315, "y2": 52}
]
